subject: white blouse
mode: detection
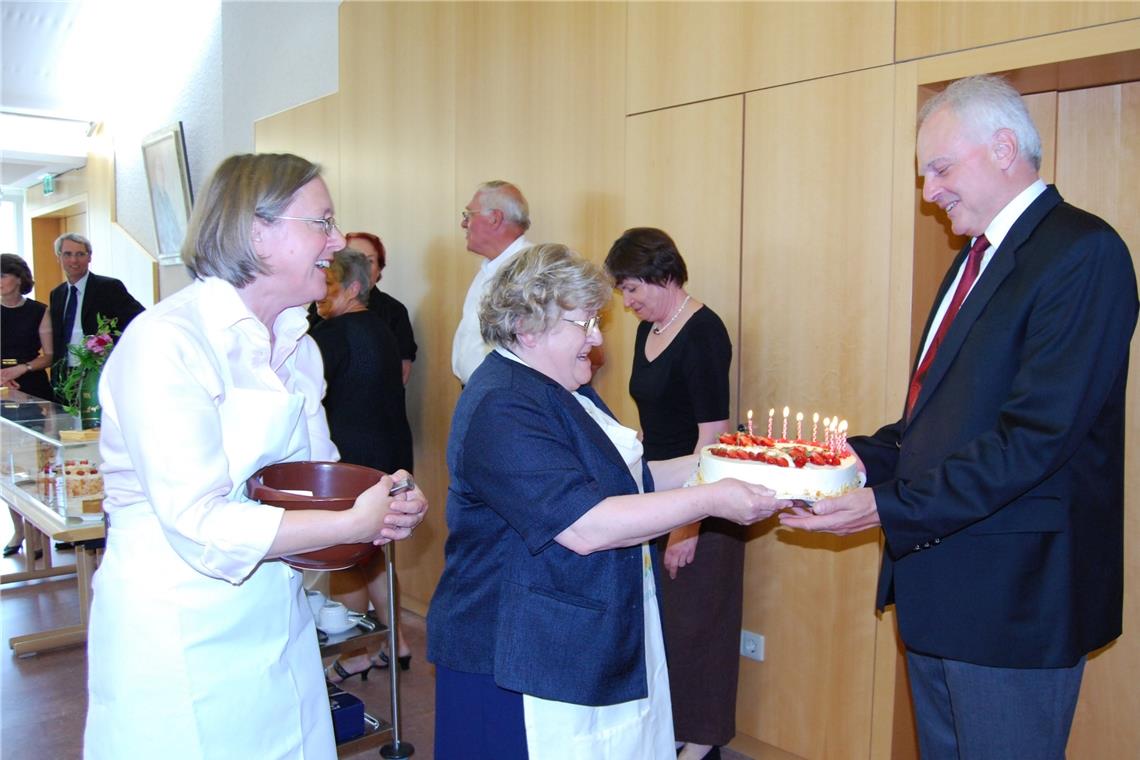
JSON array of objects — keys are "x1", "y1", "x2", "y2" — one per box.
[{"x1": 97, "y1": 276, "x2": 338, "y2": 584}]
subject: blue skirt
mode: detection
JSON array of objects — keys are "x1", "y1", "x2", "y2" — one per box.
[{"x1": 434, "y1": 664, "x2": 529, "y2": 759}]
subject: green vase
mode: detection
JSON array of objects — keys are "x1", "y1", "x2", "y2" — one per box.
[{"x1": 78, "y1": 367, "x2": 102, "y2": 429}]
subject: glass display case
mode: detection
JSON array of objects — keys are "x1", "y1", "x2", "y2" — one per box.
[{"x1": 1, "y1": 389, "x2": 104, "y2": 521}]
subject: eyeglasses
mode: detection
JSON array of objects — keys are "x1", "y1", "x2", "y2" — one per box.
[
  {"x1": 274, "y1": 215, "x2": 340, "y2": 236},
  {"x1": 59, "y1": 250, "x2": 91, "y2": 259},
  {"x1": 562, "y1": 315, "x2": 602, "y2": 334},
  {"x1": 461, "y1": 209, "x2": 489, "y2": 223}
]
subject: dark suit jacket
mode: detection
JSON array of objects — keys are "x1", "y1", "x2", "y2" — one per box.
[
  {"x1": 50, "y1": 272, "x2": 145, "y2": 366},
  {"x1": 426, "y1": 350, "x2": 658, "y2": 705},
  {"x1": 852, "y1": 185, "x2": 1137, "y2": 668}
]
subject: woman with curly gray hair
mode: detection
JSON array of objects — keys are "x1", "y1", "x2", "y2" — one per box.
[{"x1": 428, "y1": 243, "x2": 791, "y2": 759}]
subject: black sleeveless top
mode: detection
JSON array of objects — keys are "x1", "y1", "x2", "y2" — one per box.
[
  {"x1": 629, "y1": 305, "x2": 732, "y2": 460},
  {"x1": 1, "y1": 299, "x2": 54, "y2": 400}
]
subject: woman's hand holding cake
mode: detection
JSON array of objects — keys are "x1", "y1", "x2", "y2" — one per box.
[{"x1": 699, "y1": 478, "x2": 791, "y2": 525}]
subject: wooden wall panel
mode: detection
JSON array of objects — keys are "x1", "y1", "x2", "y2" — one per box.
[
  {"x1": 739, "y1": 68, "x2": 895, "y2": 759},
  {"x1": 612, "y1": 95, "x2": 744, "y2": 429},
  {"x1": 335, "y1": 1, "x2": 458, "y2": 613},
  {"x1": 896, "y1": 0, "x2": 1140, "y2": 62},
  {"x1": 452, "y1": 2, "x2": 626, "y2": 261},
  {"x1": 627, "y1": 1, "x2": 894, "y2": 115},
  {"x1": 254, "y1": 94, "x2": 341, "y2": 211},
  {"x1": 1054, "y1": 80, "x2": 1140, "y2": 760},
  {"x1": 451, "y1": 1, "x2": 627, "y2": 426},
  {"x1": 30, "y1": 216, "x2": 65, "y2": 303}
]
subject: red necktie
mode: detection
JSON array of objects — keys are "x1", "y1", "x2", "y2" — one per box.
[{"x1": 905, "y1": 234, "x2": 989, "y2": 419}]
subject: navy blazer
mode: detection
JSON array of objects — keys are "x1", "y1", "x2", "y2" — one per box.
[
  {"x1": 853, "y1": 186, "x2": 1138, "y2": 668},
  {"x1": 427, "y1": 350, "x2": 657, "y2": 705},
  {"x1": 49, "y1": 272, "x2": 145, "y2": 364}
]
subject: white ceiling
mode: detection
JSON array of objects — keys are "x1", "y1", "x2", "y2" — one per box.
[{"x1": 1, "y1": 2, "x2": 92, "y2": 189}]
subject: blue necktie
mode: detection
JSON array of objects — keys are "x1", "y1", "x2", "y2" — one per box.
[{"x1": 62, "y1": 285, "x2": 79, "y2": 350}]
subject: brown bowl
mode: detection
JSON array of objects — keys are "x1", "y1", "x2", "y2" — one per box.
[{"x1": 246, "y1": 461, "x2": 385, "y2": 571}]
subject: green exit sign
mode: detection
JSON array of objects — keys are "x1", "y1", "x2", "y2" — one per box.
[{"x1": 42, "y1": 174, "x2": 55, "y2": 195}]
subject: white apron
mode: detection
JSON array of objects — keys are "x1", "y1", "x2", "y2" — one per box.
[
  {"x1": 84, "y1": 390, "x2": 334, "y2": 759},
  {"x1": 522, "y1": 391, "x2": 675, "y2": 759}
]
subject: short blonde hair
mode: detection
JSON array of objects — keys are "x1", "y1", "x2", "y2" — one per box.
[
  {"x1": 183, "y1": 153, "x2": 322, "y2": 286},
  {"x1": 480, "y1": 243, "x2": 611, "y2": 347}
]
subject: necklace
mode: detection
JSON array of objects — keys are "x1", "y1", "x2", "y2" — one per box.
[{"x1": 653, "y1": 294, "x2": 691, "y2": 335}]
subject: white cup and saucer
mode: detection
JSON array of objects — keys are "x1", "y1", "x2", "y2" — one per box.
[{"x1": 316, "y1": 600, "x2": 360, "y2": 635}]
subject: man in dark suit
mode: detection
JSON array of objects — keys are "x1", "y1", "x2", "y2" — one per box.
[
  {"x1": 782, "y1": 75, "x2": 1137, "y2": 758},
  {"x1": 50, "y1": 233, "x2": 145, "y2": 386}
]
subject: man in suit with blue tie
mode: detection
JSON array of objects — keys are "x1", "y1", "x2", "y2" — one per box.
[
  {"x1": 782, "y1": 75, "x2": 1137, "y2": 758},
  {"x1": 50, "y1": 233, "x2": 145, "y2": 393}
]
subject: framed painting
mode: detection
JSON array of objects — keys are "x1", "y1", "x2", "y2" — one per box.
[{"x1": 142, "y1": 122, "x2": 193, "y2": 263}]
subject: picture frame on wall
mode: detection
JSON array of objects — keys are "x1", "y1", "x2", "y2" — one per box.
[{"x1": 142, "y1": 122, "x2": 193, "y2": 264}]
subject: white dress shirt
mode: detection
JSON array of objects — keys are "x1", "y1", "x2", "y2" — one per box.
[
  {"x1": 451, "y1": 235, "x2": 531, "y2": 384},
  {"x1": 919, "y1": 179, "x2": 1047, "y2": 364}
]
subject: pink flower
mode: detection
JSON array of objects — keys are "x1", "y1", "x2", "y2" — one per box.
[{"x1": 85, "y1": 334, "x2": 113, "y2": 354}]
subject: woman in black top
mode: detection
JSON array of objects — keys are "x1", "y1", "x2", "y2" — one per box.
[
  {"x1": 344, "y1": 232, "x2": 417, "y2": 385},
  {"x1": 605, "y1": 228, "x2": 736, "y2": 760},
  {"x1": 310, "y1": 247, "x2": 415, "y2": 678},
  {"x1": 1, "y1": 254, "x2": 54, "y2": 557}
]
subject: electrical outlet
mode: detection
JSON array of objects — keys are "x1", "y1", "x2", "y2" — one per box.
[{"x1": 740, "y1": 630, "x2": 765, "y2": 661}]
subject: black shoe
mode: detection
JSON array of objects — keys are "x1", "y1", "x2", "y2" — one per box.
[
  {"x1": 325, "y1": 658, "x2": 376, "y2": 684},
  {"x1": 54, "y1": 541, "x2": 75, "y2": 551},
  {"x1": 2, "y1": 544, "x2": 19, "y2": 557},
  {"x1": 375, "y1": 650, "x2": 412, "y2": 671}
]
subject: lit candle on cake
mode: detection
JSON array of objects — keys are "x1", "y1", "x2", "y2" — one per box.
[
  {"x1": 767, "y1": 408, "x2": 774, "y2": 438},
  {"x1": 812, "y1": 412, "x2": 820, "y2": 443},
  {"x1": 796, "y1": 411, "x2": 803, "y2": 441},
  {"x1": 747, "y1": 409, "x2": 754, "y2": 436},
  {"x1": 782, "y1": 406, "x2": 790, "y2": 440},
  {"x1": 822, "y1": 417, "x2": 831, "y2": 448},
  {"x1": 829, "y1": 417, "x2": 839, "y2": 452},
  {"x1": 838, "y1": 419, "x2": 848, "y2": 453}
]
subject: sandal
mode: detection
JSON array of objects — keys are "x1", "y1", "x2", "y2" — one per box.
[
  {"x1": 374, "y1": 650, "x2": 412, "y2": 671},
  {"x1": 325, "y1": 656, "x2": 376, "y2": 684}
]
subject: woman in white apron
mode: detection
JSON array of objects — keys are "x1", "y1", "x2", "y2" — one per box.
[
  {"x1": 427, "y1": 244, "x2": 790, "y2": 759},
  {"x1": 84, "y1": 153, "x2": 427, "y2": 760}
]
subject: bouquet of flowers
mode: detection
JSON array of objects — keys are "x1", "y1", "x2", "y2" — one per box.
[{"x1": 55, "y1": 314, "x2": 120, "y2": 421}]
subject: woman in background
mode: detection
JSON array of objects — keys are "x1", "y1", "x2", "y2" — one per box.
[
  {"x1": 344, "y1": 231, "x2": 417, "y2": 385},
  {"x1": 605, "y1": 227, "x2": 735, "y2": 760},
  {"x1": 310, "y1": 247, "x2": 414, "y2": 680},
  {"x1": 428, "y1": 243, "x2": 787, "y2": 759},
  {"x1": 2, "y1": 253, "x2": 54, "y2": 558},
  {"x1": 1, "y1": 253, "x2": 54, "y2": 401},
  {"x1": 84, "y1": 153, "x2": 427, "y2": 759}
]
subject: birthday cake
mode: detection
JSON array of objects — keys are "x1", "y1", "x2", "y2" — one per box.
[{"x1": 698, "y1": 429, "x2": 861, "y2": 501}]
